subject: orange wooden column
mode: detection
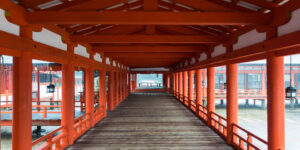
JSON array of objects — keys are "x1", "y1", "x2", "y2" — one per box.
[
  {"x1": 61, "y1": 44, "x2": 75, "y2": 145},
  {"x1": 99, "y1": 70, "x2": 107, "y2": 117},
  {"x1": 267, "y1": 53, "x2": 285, "y2": 150},
  {"x1": 183, "y1": 71, "x2": 188, "y2": 104},
  {"x1": 176, "y1": 72, "x2": 179, "y2": 98},
  {"x1": 119, "y1": 72, "x2": 122, "y2": 102},
  {"x1": 108, "y1": 71, "x2": 115, "y2": 110},
  {"x1": 115, "y1": 72, "x2": 120, "y2": 104},
  {"x1": 226, "y1": 63, "x2": 238, "y2": 144},
  {"x1": 123, "y1": 72, "x2": 126, "y2": 99},
  {"x1": 207, "y1": 67, "x2": 215, "y2": 126},
  {"x1": 188, "y1": 70, "x2": 194, "y2": 108},
  {"x1": 195, "y1": 69, "x2": 202, "y2": 114},
  {"x1": 173, "y1": 73, "x2": 176, "y2": 96},
  {"x1": 179, "y1": 72, "x2": 183, "y2": 101},
  {"x1": 12, "y1": 26, "x2": 33, "y2": 150},
  {"x1": 85, "y1": 66, "x2": 94, "y2": 127}
]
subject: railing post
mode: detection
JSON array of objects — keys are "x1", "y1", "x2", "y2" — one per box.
[
  {"x1": 226, "y1": 63, "x2": 238, "y2": 144},
  {"x1": 62, "y1": 43, "x2": 75, "y2": 145},
  {"x1": 12, "y1": 26, "x2": 32, "y2": 150},
  {"x1": 207, "y1": 67, "x2": 215, "y2": 126}
]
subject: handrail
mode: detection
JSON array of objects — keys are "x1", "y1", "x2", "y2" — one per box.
[
  {"x1": 232, "y1": 123, "x2": 268, "y2": 150},
  {"x1": 174, "y1": 90, "x2": 269, "y2": 150},
  {"x1": 1, "y1": 105, "x2": 61, "y2": 119},
  {"x1": 32, "y1": 126, "x2": 67, "y2": 150},
  {"x1": 210, "y1": 112, "x2": 227, "y2": 138}
]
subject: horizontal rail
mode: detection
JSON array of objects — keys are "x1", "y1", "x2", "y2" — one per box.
[
  {"x1": 232, "y1": 123, "x2": 268, "y2": 150},
  {"x1": 173, "y1": 91, "x2": 267, "y2": 150},
  {"x1": 210, "y1": 112, "x2": 227, "y2": 138},
  {"x1": 32, "y1": 126, "x2": 67, "y2": 150}
]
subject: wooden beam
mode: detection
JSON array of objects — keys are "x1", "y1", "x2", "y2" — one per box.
[
  {"x1": 70, "y1": 35, "x2": 225, "y2": 43},
  {"x1": 175, "y1": 30, "x2": 300, "y2": 71},
  {"x1": 104, "y1": 52, "x2": 194, "y2": 58},
  {"x1": 26, "y1": 11, "x2": 271, "y2": 25},
  {"x1": 93, "y1": 45, "x2": 207, "y2": 52}
]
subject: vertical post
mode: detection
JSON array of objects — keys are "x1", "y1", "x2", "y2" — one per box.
[
  {"x1": 13, "y1": 26, "x2": 32, "y2": 150},
  {"x1": 173, "y1": 73, "x2": 176, "y2": 96},
  {"x1": 99, "y1": 70, "x2": 107, "y2": 117},
  {"x1": 176, "y1": 72, "x2": 179, "y2": 98},
  {"x1": 226, "y1": 63, "x2": 238, "y2": 144},
  {"x1": 62, "y1": 44, "x2": 75, "y2": 145},
  {"x1": 179, "y1": 72, "x2": 183, "y2": 101},
  {"x1": 183, "y1": 71, "x2": 188, "y2": 104},
  {"x1": 196, "y1": 69, "x2": 202, "y2": 113},
  {"x1": 207, "y1": 67, "x2": 215, "y2": 126},
  {"x1": 188, "y1": 70, "x2": 194, "y2": 108},
  {"x1": 267, "y1": 53, "x2": 285, "y2": 150},
  {"x1": 85, "y1": 66, "x2": 94, "y2": 127},
  {"x1": 115, "y1": 72, "x2": 119, "y2": 104},
  {"x1": 108, "y1": 71, "x2": 114, "y2": 110},
  {"x1": 166, "y1": 73, "x2": 170, "y2": 92}
]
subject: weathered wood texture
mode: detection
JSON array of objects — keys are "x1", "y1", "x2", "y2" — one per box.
[{"x1": 67, "y1": 92, "x2": 233, "y2": 150}]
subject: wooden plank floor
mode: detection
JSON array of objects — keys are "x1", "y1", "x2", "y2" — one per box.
[{"x1": 67, "y1": 92, "x2": 233, "y2": 150}]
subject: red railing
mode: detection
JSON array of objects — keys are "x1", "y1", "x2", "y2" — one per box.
[
  {"x1": 173, "y1": 91, "x2": 267, "y2": 150},
  {"x1": 210, "y1": 112, "x2": 227, "y2": 138},
  {"x1": 1, "y1": 105, "x2": 61, "y2": 119},
  {"x1": 232, "y1": 124, "x2": 268, "y2": 150},
  {"x1": 32, "y1": 127, "x2": 67, "y2": 150},
  {"x1": 73, "y1": 114, "x2": 89, "y2": 139}
]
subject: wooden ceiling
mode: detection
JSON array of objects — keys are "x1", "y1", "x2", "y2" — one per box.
[{"x1": 13, "y1": 0, "x2": 287, "y2": 68}]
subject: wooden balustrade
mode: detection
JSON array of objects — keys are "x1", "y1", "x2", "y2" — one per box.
[
  {"x1": 232, "y1": 124, "x2": 268, "y2": 150},
  {"x1": 32, "y1": 127, "x2": 67, "y2": 150},
  {"x1": 210, "y1": 112, "x2": 227, "y2": 138}
]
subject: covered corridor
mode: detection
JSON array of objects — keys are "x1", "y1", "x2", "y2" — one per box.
[
  {"x1": 68, "y1": 92, "x2": 232, "y2": 150},
  {"x1": 1, "y1": 0, "x2": 300, "y2": 150}
]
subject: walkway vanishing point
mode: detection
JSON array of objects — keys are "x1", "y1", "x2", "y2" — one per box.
[{"x1": 68, "y1": 92, "x2": 233, "y2": 150}]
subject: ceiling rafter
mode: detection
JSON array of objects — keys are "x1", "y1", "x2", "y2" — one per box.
[{"x1": 70, "y1": 35, "x2": 226, "y2": 44}]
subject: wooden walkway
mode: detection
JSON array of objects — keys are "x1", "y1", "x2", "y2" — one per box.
[{"x1": 67, "y1": 92, "x2": 233, "y2": 150}]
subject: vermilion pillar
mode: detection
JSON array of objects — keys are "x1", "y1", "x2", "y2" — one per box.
[
  {"x1": 179, "y1": 72, "x2": 183, "y2": 101},
  {"x1": 226, "y1": 63, "x2": 238, "y2": 144},
  {"x1": 173, "y1": 73, "x2": 176, "y2": 96},
  {"x1": 188, "y1": 70, "x2": 194, "y2": 108},
  {"x1": 99, "y1": 70, "x2": 107, "y2": 117},
  {"x1": 195, "y1": 69, "x2": 202, "y2": 112},
  {"x1": 207, "y1": 67, "x2": 215, "y2": 126},
  {"x1": 166, "y1": 73, "x2": 170, "y2": 92},
  {"x1": 13, "y1": 26, "x2": 32, "y2": 150},
  {"x1": 85, "y1": 66, "x2": 94, "y2": 127},
  {"x1": 267, "y1": 53, "x2": 285, "y2": 150},
  {"x1": 108, "y1": 71, "x2": 114, "y2": 110},
  {"x1": 176, "y1": 72, "x2": 179, "y2": 98},
  {"x1": 115, "y1": 72, "x2": 120, "y2": 104},
  {"x1": 183, "y1": 71, "x2": 188, "y2": 103},
  {"x1": 61, "y1": 44, "x2": 75, "y2": 145}
]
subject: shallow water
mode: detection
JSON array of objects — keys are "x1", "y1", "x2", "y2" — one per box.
[{"x1": 216, "y1": 105, "x2": 300, "y2": 150}]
